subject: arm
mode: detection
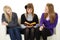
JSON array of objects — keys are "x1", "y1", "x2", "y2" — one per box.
[
  {"x1": 40, "y1": 13, "x2": 44, "y2": 27},
  {"x1": 21, "y1": 14, "x2": 25, "y2": 24},
  {"x1": 34, "y1": 14, "x2": 39, "y2": 24},
  {"x1": 32, "y1": 14, "x2": 39, "y2": 28},
  {"x1": 7, "y1": 13, "x2": 18, "y2": 27},
  {"x1": 39, "y1": 13, "x2": 45, "y2": 31},
  {"x1": 2, "y1": 14, "x2": 8, "y2": 26},
  {"x1": 33, "y1": 14, "x2": 39, "y2": 25},
  {"x1": 21, "y1": 14, "x2": 27, "y2": 28}
]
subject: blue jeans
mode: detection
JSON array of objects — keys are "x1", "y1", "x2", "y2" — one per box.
[{"x1": 8, "y1": 27, "x2": 22, "y2": 40}]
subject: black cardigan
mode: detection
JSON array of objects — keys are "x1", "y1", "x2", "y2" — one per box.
[
  {"x1": 2, "y1": 12, "x2": 18, "y2": 28},
  {"x1": 21, "y1": 14, "x2": 39, "y2": 26}
]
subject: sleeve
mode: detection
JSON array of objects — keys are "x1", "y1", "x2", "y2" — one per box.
[
  {"x1": 2, "y1": 14, "x2": 7, "y2": 22},
  {"x1": 7, "y1": 13, "x2": 18, "y2": 27},
  {"x1": 21, "y1": 14, "x2": 25, "y2": 24},
  {"x1": 34, "y1": 24, "x2": 40, "y2": 28},
  {"x1": 40, "y1": 13, "x2": 44, "y2": 26},
  {"x1": 33, "y1": 14, "x2": 39, "y2": 27},
  {"x1": 20, "y1": 14, "x2": 26, "y2": 28},
  {"x1": 20, "y1": 24, "x2": 26, "y2": 29},
  {"x1": 47, "y1": 13, "x2": 58, "y2": 29},
  {"x1": 34, "y1": 14, "x2": 39, "y2": 24}
]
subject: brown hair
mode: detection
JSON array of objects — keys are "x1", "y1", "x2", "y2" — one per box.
[
  {"x1": 44, "y1": 3, "x2": 56, "y2": 23},
  {"x1": 3, "y1": 5, "x2": 12, "y2": 23},
  {"x1": 25, "y1": 3, "x2": 34, "y2": 17}
]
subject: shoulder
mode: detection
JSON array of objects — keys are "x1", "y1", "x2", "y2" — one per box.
[
  {"x1": 55, "y1": 13, "x2": 58, "y2": 16},
  {"x1": 21, "y1": 13, "x2": 25, "y2": 17},
  {"x1": 2, "y1": 13, "x2": 5, "y2": 17},
  {"x1": 12, "y1": 12, "x2": 18, "y2": 17},
  {"x1": 34, "y1": 14, "x2": 38, "y2": 17},
  {"x1": 40, "y1": 13, "x2": 45, "y2": 17},
  {"x1": 2, "y1": 13, "x2": 4, "y2": 15},
  {"x1": 42, "y1": 13, "x2": 44, "y2": 16},
  {"x1": 34, "y1": 14, "x2": 37, "y2": 16},
  {"x1": 12, "y1": 12, "x2": 17, "y2": 15},
  {"x1": 55, "y1": 13, "x2": 58, "y2": 19}
]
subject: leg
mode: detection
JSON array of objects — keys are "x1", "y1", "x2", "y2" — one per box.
[
  {"x1": 8, "y1": 28, "x2": 16, "y2": 40},
  {"x1": 14, "y1": 28, "x2": 22, "y2": 40},
  {"x1": 30, "y1": 28, "x2": 35, "y2": 40},
  {"x1": 35, "y1": 28, "x2": 41, "y2": 40},
  {"x1": 42, "y1": 28, "x2": 51, "y2": 40},
  {"x1": 42, "y1": 34, "x2": 47, "y2": 40},
  {"x1": 24, "y1": 28, "x2": 30, "y2": 40}
]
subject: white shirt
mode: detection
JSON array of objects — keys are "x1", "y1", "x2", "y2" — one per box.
[
  {"x1": 46, "y1": 15, "x2": 50, "y2": 21},
  {"x1": 26, "y1": 13, "x2": 33, "y2": 21}
]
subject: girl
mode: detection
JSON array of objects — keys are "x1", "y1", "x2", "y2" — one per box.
[
  {"x1": 35, "y1": 3, "x2": 58, "y2": 40},
  {"x1": 2, "y1": 5, "x2": 22, "y2": 40},
  {"x1": 21, "y1": 3, "x2": 39, "y2": 40}
]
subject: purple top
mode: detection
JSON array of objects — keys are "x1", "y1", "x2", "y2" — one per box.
[{"x1": 40, "y1": 13, "x2": 58, "y2": 35}]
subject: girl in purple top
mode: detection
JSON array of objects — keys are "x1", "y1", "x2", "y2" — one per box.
[{"x1": 35, "y1": 3, "x2": 58, "y2": 40}]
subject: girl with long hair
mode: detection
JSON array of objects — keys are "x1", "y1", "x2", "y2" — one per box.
[
  {"x1": 2, "y1": 5, "x2": 22, "y2": 40},
  {"x1": 35, "y1": 3, "x2": 58, "y2": 40}
]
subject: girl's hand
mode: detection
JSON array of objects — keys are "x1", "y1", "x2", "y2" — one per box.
[
  {"x1": 39, "y1": 24, "x2": 45, "y2": 31},
  {"x1": 30, "y1": 24, "x2": 33, "y2": 26},
  {"x1": 2, "y1": 21, "x2": 8, "y2": 26},
  {"x1": 39, "y1": 26, "x2": 44, "y2": 31},
  {"x1": 25, "y1": 21, "x2": 30, "y2": 25},
  {"x1": 26, "y1": 25, "x2": 33, "y2": 28}
]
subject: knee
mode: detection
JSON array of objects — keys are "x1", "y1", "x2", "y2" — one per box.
[
  {"x1": 31, "y1": 28, "x2": 35, "y2": 32},
  {"x1": 25, "y1": 28, "x2": 29, "y2": 33}
]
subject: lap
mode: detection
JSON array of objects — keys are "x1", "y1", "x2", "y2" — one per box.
[
  {"x1": 8, "y1": 27, "x2": 20, "y2": 34},
  {"x1": 35, "y1": 27, "x2": 51, "y2": 36},
  {"x1": 41, "y1": 28, "x2": 51, "y2": 36},
  {"x1": 21, "y1": 27, "x2": 35, "y2": 34}
]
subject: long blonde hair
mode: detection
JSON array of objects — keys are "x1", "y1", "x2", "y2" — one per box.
[
  {"x1": 3, "y1": 5, "x2": 12, "y2": 23},
  {"x1": 44, "y1": 3, "x2": 56, "y2": 23}
]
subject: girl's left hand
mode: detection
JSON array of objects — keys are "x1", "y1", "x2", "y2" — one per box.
[{"x1": 26, "y1": 25, "x2": 33, "y2": 28}]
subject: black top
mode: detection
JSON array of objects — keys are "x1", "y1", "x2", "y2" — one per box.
[
  {"x1": 21, "y1": 14, "x2": 39, "y2": 26},
  {"x1": 2, "y1": 12, "x2": 18, "y2": 28}
]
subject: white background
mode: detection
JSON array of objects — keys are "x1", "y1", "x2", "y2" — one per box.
[
  {"x1": 0, "y1": 0, "x2": 60, "y2": 24},
  {"x1": 0, "y1": 0, "x2": 60, "y2": 40}
]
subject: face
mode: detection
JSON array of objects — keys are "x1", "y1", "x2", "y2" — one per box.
[
  {"x1": 45, "y1": 6, "x2": 49, "y2": 13},
  {"x1": 26, "y1": 8, "x2": 33, "y2": 14},
  {"x1": 5, "y1": 8, "x2": 12, "y2": 14}
]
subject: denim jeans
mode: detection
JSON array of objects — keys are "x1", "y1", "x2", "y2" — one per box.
[{"x1": 8, "y1": 27, "x2": 22, "y2": 40}]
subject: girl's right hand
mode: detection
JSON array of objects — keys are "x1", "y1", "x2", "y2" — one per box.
[
  {"x1": 39, "y1": 26, "x2": 44, "y2": 31},
  {"x1": 2, "y1": 21, "x2": 8, "y2": 26},
  {"x1": 39, "y1": 24, "x2": 45, "y2": 31}
]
